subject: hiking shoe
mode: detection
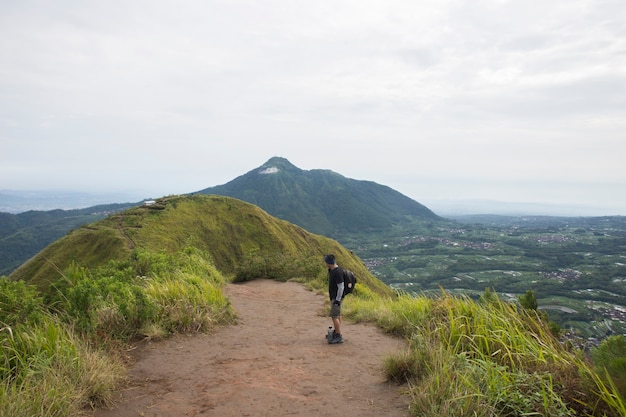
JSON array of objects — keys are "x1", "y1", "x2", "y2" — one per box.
[{"x1": 329, "y1": 334, "x2": 343, "y2": 344}]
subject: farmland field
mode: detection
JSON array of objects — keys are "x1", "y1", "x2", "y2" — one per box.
[{"x1": 344, "y1": 215, "x2": 626, "y2": 344}]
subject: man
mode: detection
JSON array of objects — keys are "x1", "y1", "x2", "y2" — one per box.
[{"x1": 325, "y1": 254, "x2": 344, "y2": 344}]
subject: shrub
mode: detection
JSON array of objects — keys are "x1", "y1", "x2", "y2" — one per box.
[
  {"x1": 592, "y1": 335, "x2": 626, "y2": 399},
  {"x1": 0, "y1": 277, "x2": 45, "y2": 325},
  {"x1": 49, "y1": 262, "x2": 152, "y2": 339},
  {"x1": 48, "y1": 248, "x2": 234, "y2": 341}
]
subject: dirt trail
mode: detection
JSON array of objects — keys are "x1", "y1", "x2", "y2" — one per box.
[{"x1": 93, "y1": 279, "x2": 410, "y2": 417}]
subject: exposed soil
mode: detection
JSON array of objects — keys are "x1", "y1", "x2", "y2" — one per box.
[{"x1": 92, "y1": 279, "x2": 410, "y2": 417}]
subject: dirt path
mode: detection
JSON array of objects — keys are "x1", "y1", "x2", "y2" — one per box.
[{"x1": 92, "y1": 279, "x2": 410, "y2": 417}]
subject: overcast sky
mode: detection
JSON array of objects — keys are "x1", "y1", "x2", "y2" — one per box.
[{"x1": 1, "y1": 0, "x2": 625, "y2": 215}]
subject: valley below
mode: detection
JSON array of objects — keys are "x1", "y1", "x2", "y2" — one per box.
[{"x1": 341, "y1": 215, "x2": 626, "y2": 346}]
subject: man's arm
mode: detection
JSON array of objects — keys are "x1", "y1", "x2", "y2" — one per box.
[{"x1": 335, "y1": 282, "x2": 344, "y2": 303}]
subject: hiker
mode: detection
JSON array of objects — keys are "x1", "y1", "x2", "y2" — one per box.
[{"x1": 325, "y1": 254, "x2": 344, "y2": 344}]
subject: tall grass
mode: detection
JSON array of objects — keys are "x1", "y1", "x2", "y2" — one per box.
[
  {"x1": 344, "y1": 291, "x2": 625, "y2": 417},
  {"x1": 48, "y1": 248, "x2": 235, "y2": 341},
  {"x1": 142, "y1": 270, "x2": 234, "y2": 336},
  {"x1": 1, "y1": 247, "x2": 236, "y2": 416},
  {"x1": 0, "y1": 318, "x2": 123, "y2": 417}
]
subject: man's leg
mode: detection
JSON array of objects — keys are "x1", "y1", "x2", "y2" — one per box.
[
  {"x1": 329, "y1": 303, "x2": 343, "y2": 343},
  {"x1": 332, "y1": 316, "x2": 342, "y2": 335},
  {"x1": 329, "y1": 317, "x2": 343, "y2": 343}
]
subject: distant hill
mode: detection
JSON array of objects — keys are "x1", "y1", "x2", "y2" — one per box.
[
  {"x1": 0, "y1": 190, "x2": 140, "y2": 213},
  {"x1": 0, "y1": 203, "x2": 136, "y2": 275},
  {"x1": 197, "y1": 157, "x2": 441, "y2": 237},
  {"x1": 10, "y1": 194, "x2": 393, "y2": 298}
]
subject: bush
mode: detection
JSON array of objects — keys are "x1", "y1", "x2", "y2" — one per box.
[
  {"x1": 234, "y1": 252, "x2": 320, "y2": 282},
  {"x1": 592, "y1": 335, "x2": 626, "y2": 399},
  {"x1": 0, "y1": 277, "x2": 45, "y2": 325},
  {"x1": 49, "y1": 262, "x2": 152, "y2": 338},
  {"x1": 48, "y1": 248, "x2": 234, "y2": 341},
  {"x1": 142, "y1": 270, "x2": 234, "y2": 335}
]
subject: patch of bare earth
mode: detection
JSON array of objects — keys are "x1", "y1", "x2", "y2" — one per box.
[{"x1": 92, "y1": 279, "x2": 410, "y2": 417}]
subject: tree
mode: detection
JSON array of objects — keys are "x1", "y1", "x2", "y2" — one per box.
[
  {"x1": 591, "y1": 335, "x2": 626, "y2": 398},
  {"x1": 518, "y1": 289, "x2": 538, "y2": 311}
]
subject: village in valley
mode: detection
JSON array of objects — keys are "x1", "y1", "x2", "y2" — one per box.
[{"x1": 348, "y1": 216, "x2": 626, "y2": 344}]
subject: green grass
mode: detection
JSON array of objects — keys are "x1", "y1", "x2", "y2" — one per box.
[
  {"x1": 344, "y1": 291, "x2": 626, "y2": 417},
  {"x1": 0, "y1": 317, "x2": 123, "y2": 416},
  {"x1": 1, "y1": 246, "x2": 236, "y2": 416},
  {"x1": 11, "y1": 195, "x2": 394, "y2": 299},
  {"x1": 46, "y1": 247, "x2": 237, "y2": 341},
  {"x1": 4, "y1": 256, "x2": 626, "y2": 416}
]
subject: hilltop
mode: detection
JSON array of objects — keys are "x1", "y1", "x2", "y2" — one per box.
[
  {"x1": 197, "y1": 157, "x2": 441, "y2": 237},
  {"x1": 9, "y1": 194, "x2": 392, "y2": 298}
]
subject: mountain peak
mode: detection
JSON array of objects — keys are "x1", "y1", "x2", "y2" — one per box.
[
  {"x1": 258, "y1": 157, "x2": 301, "y2": 174},
  {"x1": 197, "y1": 158, "x2": 440, "y2": 237}
]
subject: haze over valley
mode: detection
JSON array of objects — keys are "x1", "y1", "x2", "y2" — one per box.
[{"x1": 1, "y1": 189, "x2": 618, "y2": 217}]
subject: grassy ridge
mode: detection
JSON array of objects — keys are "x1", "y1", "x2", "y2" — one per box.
[
  {"x1": 11, "y1": 195, "x2": 393, "y2": 298},
  {"x1": 3, "y1": 194, "x2": 625, "y2": 416}
]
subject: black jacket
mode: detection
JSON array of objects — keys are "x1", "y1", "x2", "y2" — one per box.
[{"x1": 328, "y1": 266, "x2": 344, "y2": 301}]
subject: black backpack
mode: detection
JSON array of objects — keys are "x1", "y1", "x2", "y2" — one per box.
[{"x1": 342, "y1": 269, "x2": 357, "y2": 297}]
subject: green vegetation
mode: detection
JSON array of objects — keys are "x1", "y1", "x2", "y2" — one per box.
[
  {"x1": 352, "y1": 215, "x2": 626, "y2": 342},
  {"x1": 2, "y1": 195, "x2": 392, "y2": 416},
  {"x1": 1, "y1": 247, "x2": 236, "y2": 416},
  {"x1": 10, "y1": 195, "x2": 393, "y2": 299},
  {"x1": 592, "y1": 336, "x2": 626, "y2": 399},
  {"x1": 344, "y1": 290, "x2": 626, "y2": 416},
  {"x1": 3, "y1": 195, "x2": 626, "y2": 416},
  {"x1": 0, "y1": 203, "x2": 135, "y2": 275},
  {"x1": 47, "y1": 248, "x2": 235, "y2": 339},
  {"x1": 1, "y1": 277, "x2": 124, "y2": 416},
  {"x1": 198, "y1": 156, "x2": 441, "y2": 236}
]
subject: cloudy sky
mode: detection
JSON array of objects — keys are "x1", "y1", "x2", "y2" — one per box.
[{"x1": 1, "y1": 0, "x2": 625, "y2": 215}]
